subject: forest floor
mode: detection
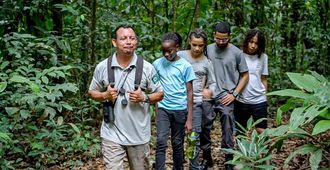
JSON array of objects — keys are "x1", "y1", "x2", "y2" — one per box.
[{"x1": 58, "y1": 112, "x2": 330, "y2": 170}]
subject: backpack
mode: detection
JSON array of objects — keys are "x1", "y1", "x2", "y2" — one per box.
[
  {"x1": 107, "y1": 55, "x2": 144, "y2": 90},
  {"x1": 103, "y1": 55, "x2": 144, "y2": 124}
]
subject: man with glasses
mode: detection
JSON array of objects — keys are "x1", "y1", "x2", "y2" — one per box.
[
  {"x1": 88, "y1": 25, "x2": 163, "y2": 170},
  {"x1": 200, "y1": 21, "x2": 249, "y2": 170}
]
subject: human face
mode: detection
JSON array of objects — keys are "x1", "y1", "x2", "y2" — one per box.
[
  {"x1": 247, "y1": 35, "x2": 259, "y2": 55},
  {"x1": 214, "y1": 32, "x2": 230, "y2": 49},
  {"x1": 189, "y1": 36, "x2": 205, "y2": 58},
  {"x1": 161, "y1": 40, "x2": 178, "y2": 61},
  {"x1": 112, "y1": 27, "x2": 137, "y2": 56}
]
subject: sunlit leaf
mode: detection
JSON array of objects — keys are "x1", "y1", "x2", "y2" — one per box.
[
  {"x1": 0, "y1": 82, "x2": 7, "y2": 92},
  {"x1": 57, "y1": 116, "x2": 64, "y2": 126},
  {"x1": 10, "y1": 75, "x2": 30, "y2": 83},
  {"x1": 310, "y1": 149, "x2": 322, "y2": 170},
  {"x1": 286, "y1": 72, "x2": 321, "y2": 92},
  {"x1": 312, "y1": 120, "x2": 330, "y2": 135},
  {"x1": 68, "y1": 123, "x2": 81, "y2": 136},
  {"x1": 267, "y1": 89, "x2": 311, "y2": 99},
  {"x1": 20, "y1": 109, "x2": 30, "y2": 119},
  {"x1": 41, "y1": 76, "x2": 49, "y2": 84},
  {"x1": 5, "y1": 107, "x2": 19, "y2": 115}
]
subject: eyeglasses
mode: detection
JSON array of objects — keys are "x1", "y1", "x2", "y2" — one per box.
[{"x1": 214, "y1": 38, "x2": 229, "y2": 43}]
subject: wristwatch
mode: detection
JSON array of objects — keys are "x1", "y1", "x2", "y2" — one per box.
[
  {"x1": 143, "y1": 94, "x2": 150, "y2": 103},
  {"x1": 232, "y1": 91, "x2": 238, "y2": 98}
]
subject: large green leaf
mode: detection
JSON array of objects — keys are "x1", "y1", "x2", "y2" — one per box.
[
  {"x1": 9, "y1": 75, "x2": 30, "y2": 84},
  {"x1": 319, "y1": 108, "x2": 330, "y2": 120},
  {"x1": 0, "y1": 82, "x2": 7, "y2": 92},
  {"x1": 68, "y1": 123, "x2": 81, "y2": 137},
  {"x1": 284, "y1": 144, "x2": 317, "y2": 166},
  {"x1": 309, "y1": 149, "x2": 322, "y2": 170},
  {"x1": 312, "y1": 120, "x2": 330, "y2": 135},
  {"x1": 276, "y1": 99, "x2": 295, "y2": 126},
  {"x1": 286, "y1": 72, "x2": 321, "y2": 92},
  {"x1": 267, "y1": 89, "x2": 311, "y2": 99},
  {"x1": 289, "y1": 107, "x2": 307, "y2": 130},
  {"x1": 5, "y1": 107, "x2": 20, "y2": 115},
  {"x1": 0, "y1": 132, "x2": 12, "y2": 144}
]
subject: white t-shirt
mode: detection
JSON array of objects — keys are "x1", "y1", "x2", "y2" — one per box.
[{"x1": 237, "y1": 53, "x2": 268, "y2": 104}]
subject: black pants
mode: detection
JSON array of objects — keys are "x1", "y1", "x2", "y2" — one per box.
[{"x1": 200, "y1": 101, "x2": 235, "y2": 162}]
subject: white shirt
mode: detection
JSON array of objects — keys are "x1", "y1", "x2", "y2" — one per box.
[{"x1": 238, "y1": 53, "x2": 268, "y2": 104}]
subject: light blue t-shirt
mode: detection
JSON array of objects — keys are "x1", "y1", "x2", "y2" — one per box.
[{"x1": 153, "y1": 57, "x2": 196, "y2": 110}]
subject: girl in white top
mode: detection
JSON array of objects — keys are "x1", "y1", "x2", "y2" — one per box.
[{"x1": 234, "y1": 29, "x2": 269, "y2": 134}]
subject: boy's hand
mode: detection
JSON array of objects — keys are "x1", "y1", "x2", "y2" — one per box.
[
  {"x1": 104, "y1": 85, "x2": 118, "y2": 102},
  {"x1": 220, "y1": 93, "x2": 235, "y2": 105},
  {"x1": 202, "y1": 88, "x2": 213, "y2": 100},
  {"x1": 185, "y1": 119, "x2": 193, "y2": 133},
  {"x1": 128, "y1": 87, "x2": 144, "y2": 103}
]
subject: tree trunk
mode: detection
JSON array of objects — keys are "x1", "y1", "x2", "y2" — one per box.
[
  {"x1": 164, "y1": 0, "x2": 169, "y2": 32},
  {"x1": 51, "y1": 0, "x2": 63, "y2": 35},
  {"x1": 192, "y1": 0, "x2": 200, "y2": 28},
  {"x1": 90, "y1": 0, "x2": 97, "y2": 65},
  {"x1": 172, "y1": 0, "x2": 176, "y2": 31}
]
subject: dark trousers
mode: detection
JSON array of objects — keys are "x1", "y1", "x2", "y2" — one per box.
[
  {"x1": 200, "y1": 101, "x2": 235, "y2": 162},
  {"x1": 200, "y1": 101, "x2": 216, "y2": 162},
  {"x1": 155, "y1": 108, "x2": 187, "y2": 170}
]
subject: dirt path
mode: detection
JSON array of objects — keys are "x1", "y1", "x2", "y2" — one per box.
[{"x1": 70, "y1": 115, "x2": 330, "y2": 170}]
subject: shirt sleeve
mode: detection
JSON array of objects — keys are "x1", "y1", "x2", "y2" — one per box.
[
  {"x1": 148, "y1": 66, "x2": 163, "y2": 93},
  {"x1": 262, "y1": 54, "x2": 269, "y2": 75},
  {"x1": 238, "y1": 52, "x2": 249, "y2": 73},
  {"x1": 184, "y1": 64, "x2": 196, "y2": 83},
  {"x1": 89, "y1": 64, "x2": 105, "y2": 92}
]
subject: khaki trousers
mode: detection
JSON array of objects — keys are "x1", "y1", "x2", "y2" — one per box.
[{"x1": 102, "y1": 138, "x2": 150, "y2": 170}]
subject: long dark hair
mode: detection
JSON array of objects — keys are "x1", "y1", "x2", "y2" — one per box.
[
  {"x1": 187, "y1": 28, "x2": 208, "y2": 56},
  {"x1": 242, "y1": 29, "x2": 265, "y2": 58}
]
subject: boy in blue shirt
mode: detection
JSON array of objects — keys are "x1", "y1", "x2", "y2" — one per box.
[{"x1": 153, "y1": 32, "x2": 196, "y2": 170}]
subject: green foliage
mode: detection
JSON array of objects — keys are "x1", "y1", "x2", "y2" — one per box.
[
  {"x1": 224, "y1": 117, "x2": 274, "y2": 169},
  {"x1": 267, "y1": 71, "x2": 330, "y2": 169},
  {"x1": 0, "y1": 32, "x2": 100, "y2": 168},
  {"x1": 1, "y1": 0, "x2": 330, "y2": 168}
]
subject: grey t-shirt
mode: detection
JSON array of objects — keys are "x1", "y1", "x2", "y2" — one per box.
[
  {"x1": 89, "y1": 53, "x2": 162, "y2": 145},
  {"x1": 237, "y1": 53, "x2": 268, "y2": 104},
  {"x1": 207, "y1": 43, "x2": 248, "y2": 100},
  {"x1": 178, "y1": 50, "x2": 216, "y2": 103}
]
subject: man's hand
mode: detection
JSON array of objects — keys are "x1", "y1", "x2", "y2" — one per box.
[
  {"x1": 128, "y1": 87, "x2": 144, "y2": 103},
  {"x1": 104, "y1": 85, "x2": 118, "y2": 102},
  {"x1": 220, "y1": 93, "x2": 235, "y2": 106}
]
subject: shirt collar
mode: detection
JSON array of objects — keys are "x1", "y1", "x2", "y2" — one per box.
[{"x1": 111, "y1": 52, "x2": 138, "y2": 70}]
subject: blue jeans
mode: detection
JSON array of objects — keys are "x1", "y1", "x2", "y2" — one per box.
[
  {"x1": 155, "y1": 108, "x2": 187, "y2": 170},
  {"x1": 189, "y1": 103, "x2": 202, "y2": 170}
]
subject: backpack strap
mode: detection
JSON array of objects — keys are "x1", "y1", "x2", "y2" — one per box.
[
  {"x1": 107, "y1": 56, "x2": 115, "y2": 87},
  {"x1": 108, "y1": 55, "x2": 144, "y2": 90},
  {"x1": 134, "y1": 56, "x2": 144, "y2": 90}
]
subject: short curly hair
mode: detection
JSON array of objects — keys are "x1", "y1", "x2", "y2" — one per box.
[{"x1": 161, "y1": 32, "x2": 182, "y2": 47}]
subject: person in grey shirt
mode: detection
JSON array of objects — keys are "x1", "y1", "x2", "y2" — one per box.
[
  {"x1": 178, "y1": 28, "x2": 216, "y2": 170},
  {"x1": 88, "y1": 25, "x2": 163, "y2": 170},
  {"x1": 204, "y1": 21, "x2": 249, "y2": 170}
]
